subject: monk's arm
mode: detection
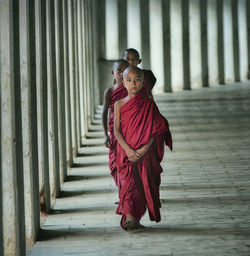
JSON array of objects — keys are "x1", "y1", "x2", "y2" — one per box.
[
  {"x1": 102, "y1": 88, "x2": 112, "y2": 148},
  {"x1": 114, "y1": 101, "x2": 139, "y2": 162}
]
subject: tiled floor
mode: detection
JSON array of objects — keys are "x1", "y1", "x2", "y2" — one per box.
[{"x1": 28, "y1": 81, "x2": 250, "y2": 256}]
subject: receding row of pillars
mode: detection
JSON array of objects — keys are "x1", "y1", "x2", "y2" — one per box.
[
  {"x1": 99, "y1": 0, "x2": 250, "y2": 94},
  {"x1": 0, "y1": 0, "x2": 98, "y2": 255}
]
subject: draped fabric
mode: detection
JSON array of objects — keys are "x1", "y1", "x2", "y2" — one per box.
[
  {"x1": 143, "y1": 70, "x2": 156, "y2": 96},
  {"x1": 108, "y1": 70, "x2": 156, "y2": 188},
  {"x1": 108, "y1": 84, "x2": 128, "y2": 189},
  {"x1": 115, "y1": 88, "x2": 172, "y2": 229}
]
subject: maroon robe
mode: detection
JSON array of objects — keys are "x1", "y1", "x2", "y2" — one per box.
[
  {"x1": 115, "y1": 88, "x2": 172, "y2": 229},
  {"x1": 108, "y1": 70, "x2": 156, "y2": 188},
  {"x1": 108, "y1": 84, "x2": 128, "y2": 189}
]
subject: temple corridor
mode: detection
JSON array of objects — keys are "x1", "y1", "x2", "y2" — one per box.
[
  {"x1": 29, "y1": 82, "x2": 250, "y2": 255},
  {"x1": 1, "y1": 0, "x2": 250, "y2": 255}
]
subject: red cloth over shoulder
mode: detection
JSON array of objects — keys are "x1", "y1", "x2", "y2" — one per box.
[
  {"x1": 108, "y1": 84, "x2": 128, "y2": 177},
  {"x1": 143, "y1": 69, "x2": 156, "y2": 95},
  {"x1": 116, "y1": 87, "x2": 172, "y2": 171}
]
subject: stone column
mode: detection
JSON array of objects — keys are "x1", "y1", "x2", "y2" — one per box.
[
  {"x1": 106, "y1": 0, "x2": 119, "y2": 59},
  {"x1": 77, "y1": 0, "x2": 86, "y2": 138},
  {"x1": 200, "y1": 0, "x2": 209, "y2": 87},
  {"x1": 118, "y1": 0, "x2": 127, "y2": 57},
  {"x1": 47, "y1": 0, "x2": 60, "y2": 197},
  {"x1": 55, "y1": 0, "x2": 67, "y2": 183},
  {"x1": 0, "y1": 0, "x2": 26, "y2": 254},
  {"x1": 127, "y1": 0, "x2": 141, "y2": 54},
  {"x1": 88, "y1": 0, "x2": 96, "y2": 120},
  {"x1": 149, "y1": 0, "x2": 164, "y2": 92},
  {"x1": 84, "y1": 0, "x2": 92, "y2": 125},
  {"x1": 182, "y1": 0, "x2": 190, "y2": 90},
  {"x1": 162, "y1": 0, "x2": 171, "y2": 92},
  {"x1": 81, "y1": 0, "x2": 89, "y2": 137},
  {"x1": 73, "y1": 0, "x2": 81, "y2": 149},
  {"x1": 247, "y1": 0, "x2": 250, "y2": 79},
  {"x1": 19, "y1": 0, "x2": 40, "y2": 244},
  {"x1": 238, "y1": 0, "x2": 248, "y2": 81},
  {"x1": 232, "y1": 0, "x2": 240, "y2": 82},
  {"x1": 217, "y1": 0, "x2": 225, "y2": 84},
  {"x1": 223, "y1": 0, "x2": 234, "y2": 83},
  {"x1": 63, "y1": 0, "x2": 73, "y2": 167},
  {"x1": 189, "y1": 0, "x2": 202, "y2": 89},
  {"x1": 207, "y1": 0, "x2": 219, "y2": 86},
  {"x1": 140, "y1": 0, "x2": 150, "y2": 69},
  {"x1": 91, "y1": 0, "x2": 101, "y2": 111},
  {"x1": 170, "y1": 0, "x2": 184, "y2": 91},
  {"x1": 68, "y1": 0, "x2": 78, "y2": 157},
  {"x1": 35, "y1": 0, "x2": 51, "y2": 212}
]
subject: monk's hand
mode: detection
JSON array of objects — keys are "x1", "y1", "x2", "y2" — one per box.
[
  {"x1": 104, "y1": 136, "x2": 110, "y2": 148},
  {"x1": 136, "y1": 146, "x2": 147, "y2": 159},
  {"x1": 125, "y1": 147, "x2": 139, "y2": 162}
]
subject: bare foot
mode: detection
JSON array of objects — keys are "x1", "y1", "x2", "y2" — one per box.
[{"x1": 124, "y1": 214, "x2": 136, "y2": 230}]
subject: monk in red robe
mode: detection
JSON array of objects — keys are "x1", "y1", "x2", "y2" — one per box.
[
  {"x1": 114, "y1": 66, "x2": 172, "y2": 230},
  {"x1": 102, "y1": 60, "x2": 129, "y2": 191}
]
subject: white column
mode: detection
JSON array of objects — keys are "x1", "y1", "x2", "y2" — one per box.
[
  {"x1": 35, "y1": 0, "x2": 51, "y2": 212},
  {"x1": 68, "y1": 0, "x2": 77, "y2": 157},
  {"x1": 81, "y1": 0, "x2": 89, "y2": 137},
  {"x1": 127, "y1": 0, "x2": 142, "y2": 55},
  {"x1": 170, "y1": 0, "x2": 183, "y2": 91},
  {"x1": 106, "y1": 0, "x2": 119, "y2": 59},
  {"x1": 189, "y1": 0, "x2": 202, "y2": 89},
  {"x1": 20, "y1": 0, "x2": 40, "y2": 244},
  {"x1": 63, "y1": 0, "x2": 73, "y2": 167},
  {"x1": 0, "y1": 1, "x2": 26, "y2": 254},
  {"x1": 47, "y1": 0, "x2": 60, "y2": 197},
  {"x1": 207, "y1": 0, "x2": 219, "y2": 86},
  {"x1": 55, "y1": 0, "x2": 67, "y2": 184},
  {"x1": 238, "y1": 0, "x2": 248, "y2": 81},
  {"x1": 77, "y1": 0, "x2": 86, "y2": 138},
  {"x1": 89, "y1": 0, "x2": 96, "y2": 120},
  {"x1": 149, "y1": 0, "x2": 164, "y2": 93},
  {"x1": 84, "y1": 0, "x2": 92, "y2": 125},
  {"x1": 223, "y1": 0, "x2": 234, "y2": 83}
]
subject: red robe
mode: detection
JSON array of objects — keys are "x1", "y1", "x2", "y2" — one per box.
[
  {"x1": 115, "y1": 88, "x2": 172, "y2": 229},
  {"x1": 108, "y1": 84, "x2": 128, "y2": 189},
  {"x1": 108, "y1": 71, "x2": 156, "y2": 188}
]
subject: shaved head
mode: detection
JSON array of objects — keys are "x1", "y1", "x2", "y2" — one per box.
[
  {"x1": 113, "y1": 59, "x2": 129, "y2": 71},
  {"x1": 123, "y1": 66, "x2": 144, "y2": 80},
  {"x1": 123, "y1": 48, "x2": 140, "y2": 59}
]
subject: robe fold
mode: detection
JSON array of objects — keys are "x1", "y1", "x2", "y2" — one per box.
[
  {"x1": 115, "y1": 88, "x2": 172, "y2": 229},
  {"x1": 108, "y1": 84, "x2": 128, "y2": 188}
]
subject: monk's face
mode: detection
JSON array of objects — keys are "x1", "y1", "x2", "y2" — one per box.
[
  {"x1": 123, "y1": 51, "x2": 141, "y2": 67},
  {"x1": 113, "y1": 63, "x2": 128, "y2": 85},
  {"x1": 124, "y1": 70, "x2": 143, "y2": 95}
]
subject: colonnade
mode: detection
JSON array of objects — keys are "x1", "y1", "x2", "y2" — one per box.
[
  {"x1": 0, "y1": 0, "x2": 98, "y2": 255},
  {"x1": 99, "y1": 0, "x2": 250, "y2": 97},
  {"x1": 0, "y1": 0, "x2": 250, "y2": 255}
]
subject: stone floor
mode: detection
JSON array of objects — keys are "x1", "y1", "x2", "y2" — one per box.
[{"x1": 28, "y1": 81, "x2": 250, "y2": 256}]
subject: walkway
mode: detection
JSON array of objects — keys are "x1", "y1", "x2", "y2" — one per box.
[{"x1": 28, "y1": 82, "x2": 250, "y2": 256}]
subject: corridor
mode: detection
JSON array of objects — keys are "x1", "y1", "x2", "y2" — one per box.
[
  {"x1": 29, "y1": 82, "x2": 250, "y2": 256},
  {"x1": 1, "y1": 0, "x2": 250, "y2": 255}
]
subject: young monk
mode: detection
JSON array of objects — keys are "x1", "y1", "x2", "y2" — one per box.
[
  {"x1": 114, "y1": 66, "x2": 172, "y2": 230},
  {"x1": 102, "y1": 59, "x2": 129, "y2": 192},
  {"x1": 122, "y1": 48, "x2": 156, "y2": 98}
]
